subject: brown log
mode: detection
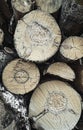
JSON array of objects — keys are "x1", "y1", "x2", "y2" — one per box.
[
  {"x1": 14, "y1": 10, "x2": 61, "y2": 62},
  {"x1": 46, "y1": 62, "x2": 75, "y2": 81},
  {"x1": 60, "y1": 36, "x2": 83, "y2": 61},
  {"x1": 29, "y1": 80, "x2": 82, "y2": 130},
  {"x1": 2, "y1": 59, "x2": 40, "y2": 94},
  {"x1": 59, "y1": 0, "x2": 83, "y2": 36}
]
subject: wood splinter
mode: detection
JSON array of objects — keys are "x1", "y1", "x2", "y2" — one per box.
[
  {"x1": 46, "y1": 62, "x2": 75, "y2": 81},
  {"x1": 60, "y1": 36, "x2": 83, "y2": 61},
  {"x1": 29, "y1": 80, "x2": 82, "y2": 130},
  {"x1": 2, "y1": 59, "x2": 40, "y2": 94}
]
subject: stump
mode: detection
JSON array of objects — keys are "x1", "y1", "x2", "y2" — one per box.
[
  {"x1": 46, "y1": 62, "x2": 75, "y2": 81},
  {"x1": 35, "y1": 0, "x2": 62, "y2": 13},
  {"x1": 60, "y1": 36, "x2": 83, "y2": 61},
  {"x1": 2, "y1": 59, "x2": 40, "y2": 94},
  {"x1": 29, "y1": 80, "x2": 81, "y2": 130},
  {"x1": 14, "y1": 10, "x2": 61, "y2": 62}
]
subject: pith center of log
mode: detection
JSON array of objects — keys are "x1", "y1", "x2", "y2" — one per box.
[
  {"x1": 26, "y1": 22, "x2": 51, "y2": 46},
  {"x1": 45, "y1": 92, "x2": 67, "y2": 114},
  {"x1": 14, "y1": 69, "x2": 29, "y2": 84}
]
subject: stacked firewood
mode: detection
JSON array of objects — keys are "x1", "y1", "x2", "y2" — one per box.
[{"x1": 0, "y1": 0, "x2": 83, "y2": 130}]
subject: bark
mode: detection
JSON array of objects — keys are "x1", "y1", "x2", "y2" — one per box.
[{"x1": 59, "y1": 0, "x2": 83, "y2": 36}]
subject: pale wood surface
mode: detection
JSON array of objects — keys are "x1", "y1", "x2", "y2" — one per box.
[
  {"x1": 47, "y1": 62, "x2": 75, "y2": 81},
  {"x1": 2, "y1": 59, "x2": 40, "y2": 94},
  {"x1": 60, "y1": 36, "x2": 83, "y2": 61},
  {"x1": 35, "y1": 0, "x2": 62, "y2": 13},
  {"x1": 14, "y1": 10, "x2": 61, "y2": 62},
  {"x1": 29, "y1": 80, "x2": 81, "y2": 130}
]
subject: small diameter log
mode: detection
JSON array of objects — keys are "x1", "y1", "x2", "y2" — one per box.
[
  {"x1": 0, "y1": 47, "x2": 15, "y2": 76},
  {"x1": 11, "y1": 0, "x2": 34, "y2": 20},
  {"x1": 59, "y1": 0, "x2": 83, "y2": 36},
  {"x1": 74, "y1": 65, "x2": 83, "y2": 93},
  {"x1": 0, "y1": 29, "x2": 4, "y2": 46},
  {"x1": 14, "y1": 10, "x2": 61, "y2": 62},
  {"x1": 2, "y1": 59, "x2": 40, "y2": 95},
  {"x1": 60, "y1": 36, "x2": 83, "y2": 61},
  {"x1": 29, "y1": 80, "x2": 81, "y2": 130},
  {"x1": 46, "y1": 62, "x2": 75, "y2": 81},
  {"x1": 35, "y1": 0, "x2": 62, "y2": 14}
]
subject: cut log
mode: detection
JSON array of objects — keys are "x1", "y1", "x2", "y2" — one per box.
[
  {"x1": 14, "y1": 10, "x2": 61, "y2": 62},
  {"x1": 59, "y1": 0, "x2": 83, "y2": 36},
  {"x1": 60, "y1": 36, "x2": 83, "y2": 61},
  {"x1": 0, "y1": 29, "x2": 4, "y2": 46},
  {"x1": 46, "y1": 62, "x2": 75, "y2": 81},
  {"x1": 0, "y1": 48, "x2": 15, "y2": 76},
  {"x1": 2, "y1": 59, "x2": 40, "y2": 94},
  {"x1": 11, "y1": 0, "x2": 34, "y2": 20},
  {"x1": 35, "y1": 0, "x2": 62, "y2": 13},
  {"x1": 29, "y1": 80, "x2": 81, "y2": 130}
]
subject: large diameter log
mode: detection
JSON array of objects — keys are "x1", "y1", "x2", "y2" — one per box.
[
  {"x1": 2, "y1": 59, "x2": 40, "y2": 94},
  {"x1": 59, "y1": 0, "x2": 83, "y2": 36},
  {"x1": 0, "y1": 29, "x2": 4, "y2": 46},
  {"x1": 35, "y1": 0, "x2": 62, "y2": 13},
  {"x1": 60, "y1": 36, "x2": 83, "y2": 61},
  {"x1": 29, "y1": 80, "x2": 81, "y2": 130},
  {"x1": 14, "y1": 10, "x2": 61, "y2": 62},
  {"x1": 11, "y1": 0, "x2": 34, "y2": 20},
  {"x1": 46, "y1": 62, "x2": 75, "y2": 81}
]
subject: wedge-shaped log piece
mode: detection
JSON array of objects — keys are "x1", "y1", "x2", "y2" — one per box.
[
  {"x1": 2, "y1": 59, "x2": 40, "y2": 94},
  {"x1": 47, "y1": 62, "x2": 75, "y2": 81},
  {"x1": 35, "y1": 0, "x2": 62, "y2": 13},
  {"x1": 14, "y1": 10, "x2": 61, "y2": 62},
  {"x1": 29, "y1": 80, "x2": 81, "y2": 130},
  {"x1": 0, "y1": 29, "x2": 4, "y2": 45},
  {"x1": 60, "y1": 36, "x2": 83, "y2": 61}
]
